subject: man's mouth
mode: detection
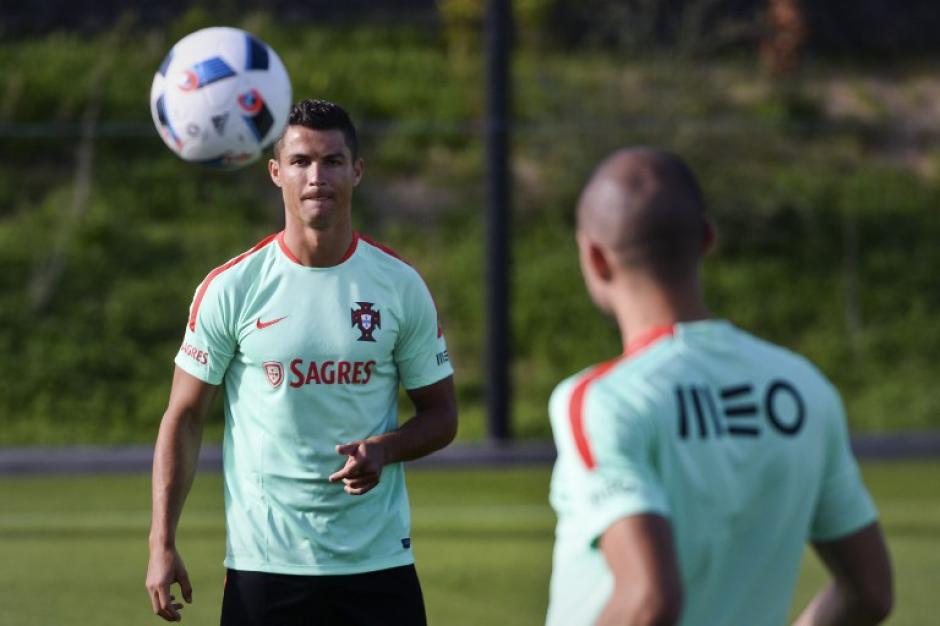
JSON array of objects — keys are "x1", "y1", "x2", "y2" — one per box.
[{"x1": 302, "y1": 192, "x2": 332, "y2": 201}]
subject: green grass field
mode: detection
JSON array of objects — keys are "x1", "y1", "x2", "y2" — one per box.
[{"x1": 0, "y1": 461, "x2": 936, "y2": 625}]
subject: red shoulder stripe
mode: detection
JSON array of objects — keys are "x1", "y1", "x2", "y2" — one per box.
[
  {"x1": 188, "y1": 232, "x2": 279, "y2": 331},
  {"x1": 570, "y1": 325, "x2": 676, "y2": 470},
  {"x1": 569, "y1": 359, "x2": 622, "y2": 470},
  {"x1": 358, "y1": 232, "x2": 406, "y2": 262},
  {"x1": 359, "y1": 233, "x2": 444, "y2": 338}
]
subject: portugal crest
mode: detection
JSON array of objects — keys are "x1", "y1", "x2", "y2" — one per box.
[
  {"x1": 351, "y1": 302, "x2": 381, "y2": 342},
  {"x1": 263, "y1": 361, "x2": 284, "y2": 388}
]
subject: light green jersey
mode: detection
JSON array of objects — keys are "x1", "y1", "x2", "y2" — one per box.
[
  {"x1": 175, "y1": 231, "x2": 453, "y2": 575},
  {"x1": 546, "y1": 320, "x2": 876, "y2": 626}
]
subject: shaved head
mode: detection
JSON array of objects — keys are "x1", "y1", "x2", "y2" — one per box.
[{"x1": 577, "y1": 148, "x2": 707, "y2": 282}]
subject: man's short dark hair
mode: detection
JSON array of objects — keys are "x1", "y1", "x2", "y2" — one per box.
[{"x1": 272, "y1": 99, "x2": 359, "y2": 160}]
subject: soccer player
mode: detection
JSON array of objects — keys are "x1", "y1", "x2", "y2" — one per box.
[
  {"x1": 546, "y1": 148, "x2": 893, "y2": 626},
  {"x1": 145, "y1": 99, "x2": 457, "y2": 625}
]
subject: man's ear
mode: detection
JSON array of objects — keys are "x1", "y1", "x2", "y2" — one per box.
[
  {"x1": 268, "y1": 158, "x2": 281, "y2": 187},
  {"x1": 588, "y1": 241, "x2": 615, "y2": 282},
  {"x1": 352, "y1": 158, "x2": 365, "y2": 187},
  {"x1": 579, "y1": 232, "x2": 615, "y2": 283}
]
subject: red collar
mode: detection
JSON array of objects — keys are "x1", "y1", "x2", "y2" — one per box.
[
  {"x1": 277, "y1": 230, "x2": 359, "y2": 267},
  {"x1": 624, "y1": 325, "x2": 675, "y2": 357}
]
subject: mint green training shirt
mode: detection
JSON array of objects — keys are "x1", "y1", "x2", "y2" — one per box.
[
  {"x1": 175, "y1": 231, "x2": 453, "y2": 575},
  {"x1": 546, "y1": 320, "x2": 876, "y2": 626}
]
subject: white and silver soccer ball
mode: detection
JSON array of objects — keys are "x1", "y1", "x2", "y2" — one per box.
[{"x1": 150, "y1": 26, "x2": 292, "y2": 169}]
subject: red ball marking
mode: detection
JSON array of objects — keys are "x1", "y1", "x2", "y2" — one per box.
[{"x1": 238, "y1": 89, "x2": 264, "y2": 114}]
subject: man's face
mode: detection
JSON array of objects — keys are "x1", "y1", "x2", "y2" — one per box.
[{"x1": 268, "y1": 126, "x2": 363, "y2": 230}]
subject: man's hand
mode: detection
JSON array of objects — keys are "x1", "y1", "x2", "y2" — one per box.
[
  {"x1": 329, "y1": 440, "x2": 388, "y2": 495},
  {"x1": 146, "y1": 546, "x2": 193, "y2": 622}
]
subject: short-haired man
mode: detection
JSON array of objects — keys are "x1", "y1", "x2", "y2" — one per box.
[
  {"x1": 146, "y1": 99, "x2": 457, "y2": 625},
  {"x1": 546, "y1": 148, "x2": 892, "y2": 626}
]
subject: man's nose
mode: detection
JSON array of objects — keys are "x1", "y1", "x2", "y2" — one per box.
[{"x1": 308, "y1": 163, "x2": 327, "y2": 185}]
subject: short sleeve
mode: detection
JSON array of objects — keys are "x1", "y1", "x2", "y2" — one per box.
[
  {"x1": 173, "y1": 278, "x2": 236, "y2": 385},
  {"x1": 394, "y1": 272, "x2": 453, "y2": 390},
  {"x1": 810, "y1": 386, "x2": 878, "y2": 541},
  {"x1": 576, "y1": 384, "x2": 671, "y2": 547}
]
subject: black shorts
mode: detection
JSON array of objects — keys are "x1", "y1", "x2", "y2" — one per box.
[{"x1": 220, "y1": 564, "x2": 427, "y2": 626}]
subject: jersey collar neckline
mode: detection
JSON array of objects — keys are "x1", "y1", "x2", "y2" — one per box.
[
  {"x1": 624, "y1": 324, "x2": 676, "y2": 358},
  {"x1": 276, "y1": 230, "x2": 360, "y2": 268}
]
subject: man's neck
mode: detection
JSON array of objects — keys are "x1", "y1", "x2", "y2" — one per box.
[
  {"x1": 612, "y1": 277, "x2": 710, "y2": 353},
  {"x1": 282, "y1": 221, "x2": 354, "y2": 267}
]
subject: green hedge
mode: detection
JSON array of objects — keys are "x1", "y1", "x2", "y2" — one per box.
[{"x1": 1, "y1": 12, "x2": 938, "y2": 443}]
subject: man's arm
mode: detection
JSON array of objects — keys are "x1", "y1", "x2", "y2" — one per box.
[
  {"x1": 329, "y1": 375, "x2": 457, "y2": 495},
  {"x1": 596, "y1": 514, "x2": 683, "y2": 626},
  {"x1": 793, "y1": 522, "x2": 893, "y2": 626},
  {"x1": 146, "y1": 366, "x2": 218, "y2": 622}
]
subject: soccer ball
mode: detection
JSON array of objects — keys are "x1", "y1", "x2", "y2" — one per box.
[{"x1": 150, "y1": 26, "x2": 292, "y2": 169}]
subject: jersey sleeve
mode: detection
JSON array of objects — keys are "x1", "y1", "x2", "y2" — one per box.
[
  {"x1": 575, "y1": 382, "x2": 671, "y2": 547},
  {"x1": 173, "y1": 277, "x2": 237, "y2": 385},
  {"x1": 394, "y1": 271, "x2": 453, "y2": 390},
  {"x1": 809, "y1": 384, "x2": 878, "y2": 541}
]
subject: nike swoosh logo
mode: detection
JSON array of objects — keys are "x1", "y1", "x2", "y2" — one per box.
[{"x1": 256, "y1": 316, "x2": 287, "y2": 329}]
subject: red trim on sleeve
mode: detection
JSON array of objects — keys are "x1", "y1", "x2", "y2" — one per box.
[
  {"x1": 569, "y1": 325, "x2": 675, "y2": 470},
  {"x1": 569, "y1": 359, "x2": 621, "y2": 470},
  {"x1": 188, "y1": 233, "x2": 278, "y2": 331},
  {"x1": 359, "y1": 233, "x2": 445, "y2": 338}
]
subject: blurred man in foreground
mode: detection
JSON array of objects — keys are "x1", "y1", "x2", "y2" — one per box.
[{"x1": 546, "y1": 148, "x2": 892, "y2": 626}]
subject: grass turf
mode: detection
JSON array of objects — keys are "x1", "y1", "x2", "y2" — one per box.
[{"x1": 0, "y1": 461, "x2": 936, "y2": 625}]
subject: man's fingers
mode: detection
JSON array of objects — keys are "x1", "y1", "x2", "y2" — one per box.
[
  {"x1": 331, "y1": 441, "x2": 381, "y2": 485},
  {"x1": 149, "y1": 587, "x2": 161, "y2": 615},
  {"x1": 160, "y1": 600, "x2": 183, "y2": 622},
  {"x1": 345, "y1": 481, "x2": 378, "y2": 495},
  {"x1": 329, "y1": 454, "x2": 365, "y2": 482},
  {"x1": 336, "y1": 442, "x2": 360, "y2": 456},
  {"x1": 329, "y1": 462, "x2": 353, "y2": 482},
  {"x1": 343, "y1": 475, "x2": 379, "y2": 494},
  {"x1": 151, "y1": 586, "x2": 189, "y2": 622},
  {"x1": 332, "y1": 462, "x2": 377, "y2": 483},
  {"x1": 153, "y1": 586, "x2": 181, "y2": 621},
  {"x1": 329, "y1": 444, "x2": 360, "y2": 482},
  {"x1": 343, "y1": 473, "x2": 378, "y2": 487},
  {"x1": 155, "y1": 585, "x2": 171, "y2": 612},
  {"x1": 178, "y1": 570, "x2": 193, "y2": 603}
]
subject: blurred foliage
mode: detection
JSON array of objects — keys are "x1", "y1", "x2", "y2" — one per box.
[{"x1": 1, "y1": 9, "x2": 939, "y2": 444}]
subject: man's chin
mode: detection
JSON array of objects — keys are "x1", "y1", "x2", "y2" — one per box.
[
  {"x1": 300, "y1": 199, "x2": 332, "y2": 214},
  {"x1": 297, "y1": 208, "x2": 340, "y2": 230}
]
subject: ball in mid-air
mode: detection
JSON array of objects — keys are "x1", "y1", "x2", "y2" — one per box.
[{"x1": 150, "y1": 26, "x2": 292, "y2": 169}]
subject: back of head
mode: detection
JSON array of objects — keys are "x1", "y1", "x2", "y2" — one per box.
[
  {"x1": 273, "y1": 99, "x2": 359, "y2": 160},
  {"x1": 577, "y1": 148, "x2": 708, "y2": 283}
]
